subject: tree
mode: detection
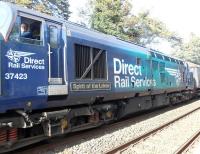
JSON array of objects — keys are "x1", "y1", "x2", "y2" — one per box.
[
  {"x1": 173, "y1": 34, "x2": 200, "y2": 64},
  {"x1": 48, "y1": 0, "x2": 70, "y2": 20},
  {"x1": 82, "y1": 0, "x2": 180, "y2": 46},
  {"x1": 0, "y1": 0, "x2": 71, "y2": 20},
  {"x1": 124, "y1": 11, "x2": 181, "y2": 46},
  {"x1": 15, "y1": 0, "x2": 31, "y2": 6},
  {"x1": 0, "y1": 0, "x2": 32, "y2": 6},
  {"x1": 90, "y1": 0, "x2": 130, "y2": 40}
]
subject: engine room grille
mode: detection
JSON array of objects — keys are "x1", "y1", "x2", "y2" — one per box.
[
  {"x1": 75, "y1": 44, "x2": 107, "y2": 80},
  {"x1": 75, "y1": 44, "x2": 91, "y2": 79},
  {"x1": 93, "y1": 48, "x2": 107, "y2": 79}
]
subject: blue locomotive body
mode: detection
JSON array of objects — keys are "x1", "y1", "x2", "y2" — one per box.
[
  {"x1": 0, "y1": 39, "x2": 48, "y2": 113},
  {"x1": 0, "y1": 2, "x2": 198, "y2": 152}
]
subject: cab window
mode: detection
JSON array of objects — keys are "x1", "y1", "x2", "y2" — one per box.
[
  {"x1": 9, "y1": 16, "x2": 43, "y2": 45},
  {"x1": 49, "y1": 26, "x2": 58, "y2": 48}
]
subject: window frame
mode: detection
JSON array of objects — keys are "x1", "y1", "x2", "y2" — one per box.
[
  {"x1": 9, "y1": 12, "x2": 45, "y2": 46},
  {"x1": 49, "y1": 25, "x2": 59, "y2": 48}
]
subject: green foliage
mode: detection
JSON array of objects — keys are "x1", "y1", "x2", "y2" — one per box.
[
  {"x1": 0, "y1": 0, "x2": 31, "y2": 6},
  {"x1": 125, "y1": 11, "x2": 180, "y2": 45},
  {"x1": 34, "y1": 3, "x2": 51, "y2": 14},
  {"x1": 90, "y1": 0, "x2": 130, "y2": 40},
  {"x1": 15, "y1": 0, "x2": 31, "y2": 6},
  {"x1": 174, "y1": 34, "x2": 200, "y2": 64},
  {"x1": 0, "y1": 0, "x2": 70, "y2": 20},
  {"x1": 45, "y1": 0, "x2": 71, "y2": 20},
  {"x1": 84, "y1": 0, "x2": 180, "y2": 46}
]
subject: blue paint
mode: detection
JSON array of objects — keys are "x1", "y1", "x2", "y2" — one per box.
[{"x1": 0, "y1": 3, "x2": 196, "y2": 113}]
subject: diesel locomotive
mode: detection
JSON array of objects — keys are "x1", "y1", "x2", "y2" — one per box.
[{"x1": 0, "y1": 2, "x2": 200, "y2": 152}]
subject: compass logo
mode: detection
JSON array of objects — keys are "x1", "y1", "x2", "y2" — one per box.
[{"x1": 5, "y1": 49, "x2": 35, "y2": 63}]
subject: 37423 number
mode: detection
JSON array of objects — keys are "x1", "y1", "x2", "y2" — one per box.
[{"x1": 5, "y1": 73, "x2": 28, "y2": 80}]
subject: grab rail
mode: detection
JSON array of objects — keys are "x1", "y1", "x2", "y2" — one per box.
[
  {"x1": 63, "y1": 43, "x2": 67, "y2": 85},
  {"x1": 48, "y1": 43, "x2": 51, "y2": 81}
]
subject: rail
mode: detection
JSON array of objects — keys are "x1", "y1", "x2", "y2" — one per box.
[
  {"x1": 174, "y1": 129, "x2": 200, "y2": 154},
  {"x1": 105, "y1": 106, "x2": 200, "y2": 154}
]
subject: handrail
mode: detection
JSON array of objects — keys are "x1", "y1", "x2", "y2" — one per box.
[
  {"x1": 48, "y1": 43, "x2": 51, "y2": 81},
  {"x1": 63, "y1": 43, "x2": 67, "y2": 85}
]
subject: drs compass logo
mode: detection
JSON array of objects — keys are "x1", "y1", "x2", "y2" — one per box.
[
  {"x1": 5, "y1": 49, "x2": 35, "y2": 63},
  {"x1": 5, "y1": 49, "x2": 45, "y2": 70}
]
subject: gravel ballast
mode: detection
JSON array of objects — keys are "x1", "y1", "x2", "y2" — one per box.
[
  {"x1": 122, "y1": 107, "x2": 200, "y2": 154},
  {"x1": 44, "y1": 100, "x2": 200, "y2": 154}
]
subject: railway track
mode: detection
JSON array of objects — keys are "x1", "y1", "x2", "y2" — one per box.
[
  {"x1": 175, "y1": 129, "x2": 200, "y2": 154},
  {"x1": 105, "y1": 106, "x2": 200, "y2": 154}
]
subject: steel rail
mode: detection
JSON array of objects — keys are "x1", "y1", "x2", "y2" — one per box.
[
  {"x1": 105, "y1": 106, "x2": 200, "y2": 154},
  {"x1": 174, "y1": 129, "x2": 200, "y2": 154}
]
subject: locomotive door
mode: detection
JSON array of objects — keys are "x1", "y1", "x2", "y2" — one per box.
[
  {"x1": 47, "y1": 23, "x2": 61, "y2": 84},
  {"x1": 47, "y1": 22, "x2": 68, "y2": 95}
]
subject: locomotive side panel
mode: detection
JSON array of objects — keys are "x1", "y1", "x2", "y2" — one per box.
[
  {"x1": 65, "y1": 28, "x2": 159, "y2": 106},
  {"x1": 65, "y1": 27, "x2": 189, "y2": 106},
  {"x1": 0, "y1": 13, "x2": 49, "y2": 113},
  {"x1": 150, "y1": 51, "x2": 187, "y2": 94}
]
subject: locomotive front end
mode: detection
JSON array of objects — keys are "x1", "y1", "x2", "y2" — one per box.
[
  {"x1": 0, "y1": 2, "x2": 16, "y2": 97},
  {"x1": 0, "y1": 2, "x2": 16, "y2": 42},
  {"x1": 0, "y1": 2, "x2": 49, "y2": 113},
  {"x1": 0, "y1": 3, "x2": 50, "y2": 152}
]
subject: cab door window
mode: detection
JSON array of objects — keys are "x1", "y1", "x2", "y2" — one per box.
[
  {"x1": 9, "y1": 16, "x2": 43, "y2": 45},
  {"x1": 49, "y1": 26, "x2": 58, "y2": 48}
]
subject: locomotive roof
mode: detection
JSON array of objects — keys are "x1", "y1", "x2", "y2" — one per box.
[
  {"x1": 1, "y1": 2, "x2": 149, "y2": 55},
  {"x1": 66, "y1": 22, "x2": 149, "y2": 55}
]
